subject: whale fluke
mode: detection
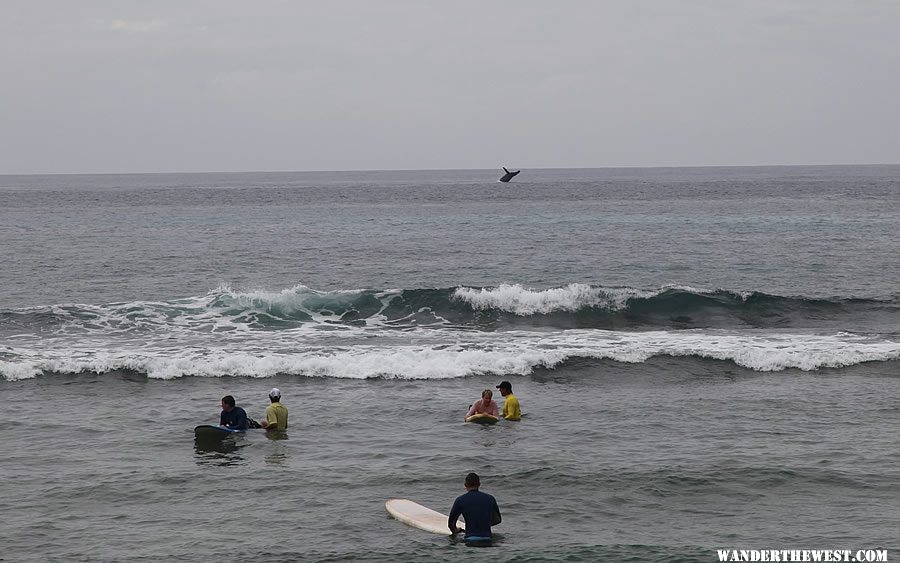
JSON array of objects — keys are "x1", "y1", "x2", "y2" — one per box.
[{"x1": 499, "y1": 167, "x2": 520, "y2": 182}]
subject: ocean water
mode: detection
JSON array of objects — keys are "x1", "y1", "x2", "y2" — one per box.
[{"x1": 1, "y1": 166, "x2": 898, "y2": 562}]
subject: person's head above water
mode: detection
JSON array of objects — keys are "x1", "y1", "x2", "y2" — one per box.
[
  {"x1": 464, "y1": 472, "x2": 480, "y2": 490},
  {"x1": 268, "y1": 388, "x2": 281, "y2": 402},
  {"x1": 221, "y1": 395, "x2": 235, "y2": 411},
  {"x1": 496, "y1": 381, "x2": 512, "y2": 395},
  {"x1": 481, "y1": 389, "x2": 493, "y2": 400}
]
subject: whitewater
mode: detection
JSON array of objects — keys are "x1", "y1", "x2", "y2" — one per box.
[{"x1": 2, "y1": 283, "x2": 898, "y2": 380}]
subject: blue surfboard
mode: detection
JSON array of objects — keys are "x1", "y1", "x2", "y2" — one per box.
[{"x1": 194, "y1": 424, "x2": 242, "y2": 437}]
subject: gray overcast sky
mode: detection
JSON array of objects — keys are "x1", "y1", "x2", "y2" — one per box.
[{"x1": 2, "y1": 1, "x2": 899, "y2": 174}]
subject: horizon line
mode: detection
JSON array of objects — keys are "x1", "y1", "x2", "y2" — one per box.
[{"x1": 1, "y1": 162, "x2": 898, "y2": 177}]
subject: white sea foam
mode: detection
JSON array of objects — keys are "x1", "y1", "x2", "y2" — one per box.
[
  {"x1": 212, "y1": 283, "x2": 377, "y2": 307},
  {"x1": 2, "y1": 328, "x2": 897, "y2": 381},
  {"x1": 452, "y1": 283, "x2": 676, "y2": 314}
]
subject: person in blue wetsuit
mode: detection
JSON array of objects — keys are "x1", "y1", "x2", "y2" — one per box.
[
  {"x1": 448, "y1": 472, "x2": 501, "y2": 539},
  {"x1": 219, "y1": 395, "x2": 249, "y2": 430}
]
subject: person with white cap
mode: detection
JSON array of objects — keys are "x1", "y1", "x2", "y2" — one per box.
[{"x1": 260, "y1": 388, "x2": 289, "y2": 431}]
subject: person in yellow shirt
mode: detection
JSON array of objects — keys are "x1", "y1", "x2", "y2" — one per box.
[
  {"x1": 260, "y1": 388, "x2": 289, "y2": 431},
  {"x1": 496, "y1": 381, "x2": 521, "y2": 421}
]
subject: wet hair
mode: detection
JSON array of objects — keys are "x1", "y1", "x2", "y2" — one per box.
[
  {"x1": 465, "y1": 472, "x2": 480, "y2": 488},
  {"x1": 482, "y1": 389, "x2": 493, "y2": 399},
  {"x1": 222, "y1": 395, "x2": 236, "y2": 407}
]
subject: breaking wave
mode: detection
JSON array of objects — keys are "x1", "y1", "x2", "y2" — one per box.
[
  {"x1": 2, "y1": 326, "x2": 898, "y2": 381},
  {"x1": 1, "y1": 283, "x2": 898, "y2": 335},
  {"x1": 2, "y1": 283, "x2": 898, "y2": 381}
]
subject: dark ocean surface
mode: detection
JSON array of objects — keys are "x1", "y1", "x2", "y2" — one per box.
[{"x1": 1, "y1": 166, "x2": 898, "y2": 561}]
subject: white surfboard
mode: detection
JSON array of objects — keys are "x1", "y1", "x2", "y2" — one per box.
[
  {"x1": 465, "y1": 413, "x2": 499, "y2": 425},
  {"x1": 385, "y1": 498, "x2": 463, "y2": 535}
]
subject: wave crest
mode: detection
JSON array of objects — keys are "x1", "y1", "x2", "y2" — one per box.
[
  {"x1": 452, "y1": 283, "x2": 699, "y2": 315},
  {"x1": 2, "y1": 283, "x2": 898, "y2": 339}
]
